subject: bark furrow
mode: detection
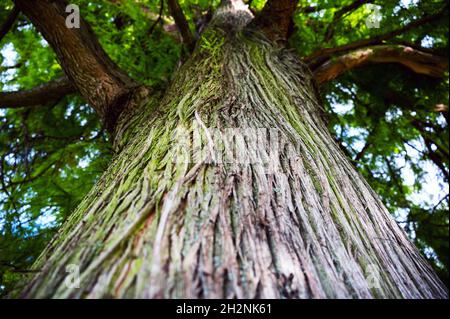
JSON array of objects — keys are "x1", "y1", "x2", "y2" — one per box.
[{"x1": 19, "y1": 26, "x2": 447, "y2": 299}]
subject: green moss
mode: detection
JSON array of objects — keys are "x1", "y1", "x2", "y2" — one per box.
[{"x1": 199, "y1": 28, "x2": 225, "y2": 56}]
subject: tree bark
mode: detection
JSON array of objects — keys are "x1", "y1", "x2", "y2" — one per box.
[
  {"x1": 18, "y1": 1, "x2": 447, "y2": 299},
  {"x1": 251, "y1": 0, "x2": 298, "y2": 41}
]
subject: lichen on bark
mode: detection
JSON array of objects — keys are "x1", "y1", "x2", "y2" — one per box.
[{"x1": 17, "y1": 3, "x2": 448, "y2": 299}]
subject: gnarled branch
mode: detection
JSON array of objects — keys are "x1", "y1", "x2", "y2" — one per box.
[
  {"x1": 0, "y1": 76, "x2": 76, "y2": 108},
  {"x1": 167, "y1": 0, "x2": 195, "y2": 51},
  {"x1": 13, "y1": 0, "x2": 140, "y2": 132},
  {"x1": 314, "y1": 45, "x2": 449, "y2": 85},
  {"x1": 252, "y1": 0, "x2": 298, "y2": 41}
]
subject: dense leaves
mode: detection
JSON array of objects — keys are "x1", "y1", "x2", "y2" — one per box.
[{"x1": 0, "y1": 0, "x2": 448, "y2": 295}]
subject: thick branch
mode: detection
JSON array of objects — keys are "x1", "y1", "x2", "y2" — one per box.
[
  {"x1": 314, "y1": 45, "x2": 449, "y2": 85},
  {"x1": 0, "y1": 6, "x2": 19, "y2": 42},
  {"x1": 167, "y1": 0, "x2": 195, "y2": 51},
  {"x1": 13, "y1": 0, "x2": 139, "y2": 131},
  {"x1": 252, "y1": 0, "x2": 298, "y2": 41},
  {"x1": 0, "y1": 76, "x2": 76, "y2": 108},
  {"x1": 306, "y1": 7, "x2": 448, "y2": 66},
  {"x1": 209, "y1": 0, "x2": 253, "y2": 32}
]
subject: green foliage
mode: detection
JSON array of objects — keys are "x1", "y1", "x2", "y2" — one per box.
[
  {"x1": 322, "y1": 65, "x2": 449, "y2": 281},
  {"x1": 0, "y1": 0, "x2": 448, "y2": 295},
  {"x1": 290, "y1": 0, "x2": 449, "y2": 282}
]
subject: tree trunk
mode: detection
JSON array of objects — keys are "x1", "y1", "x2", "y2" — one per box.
[{"x1": 19, "y1": 3, "x2": 447, "y2": 299}]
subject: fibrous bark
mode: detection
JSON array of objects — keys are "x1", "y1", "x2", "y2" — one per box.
[
  {"x1": 252, "y1": 0, "x2": 298, "y2": 41},
  {"x1": 18, "y1": 1, "x2": 447, "y2": 299}
]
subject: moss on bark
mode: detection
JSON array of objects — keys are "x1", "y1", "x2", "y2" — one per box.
[{"x1": 17, "y1": 6, "x2": 448, "y2": 299}]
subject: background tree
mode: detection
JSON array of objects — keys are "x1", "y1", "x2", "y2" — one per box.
[{"x1": 0, "y1": 0, "x2": 448, "y2": 298}]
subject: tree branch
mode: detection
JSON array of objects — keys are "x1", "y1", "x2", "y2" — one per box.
[
  {"x1": 306, "y1": 6, "x2": 448, "y2": 67},
  {"x1": 0, "y1": 6, "x2": 19, "y2": 42},
  {"x1": 0, "y1": 261, "x2": 41, "y2": 274},
  {"x1": 324, "y1": 0, "x2": 372, "y2": 42},
  {"x1": 148, "y1": 0, "x2": 164, "y2": 36},
  {"x1": 0, "y1": 62, "x2": 22, "y2": 72},
  {"x1": 252, "y1": 0, "x2": 299, "y2": 41},
  {"x1": 413, "y1": 120, "x2": 449, "y2": 181},
  {"x1": 314, "y1": 45, "x2": 449, "y2": 85},
  {"x1": 167, "y1": 0, "x2": 195, "y2": 51},
  {"x1": 0, "y1": 76, "x2": 76, "y2": 108},
  {"x1": 13, "y1": 0, "x2": 141, "y2": 131},
  {"x1": 299, "y1": 6, "x2": 322, "y2": 14}
]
